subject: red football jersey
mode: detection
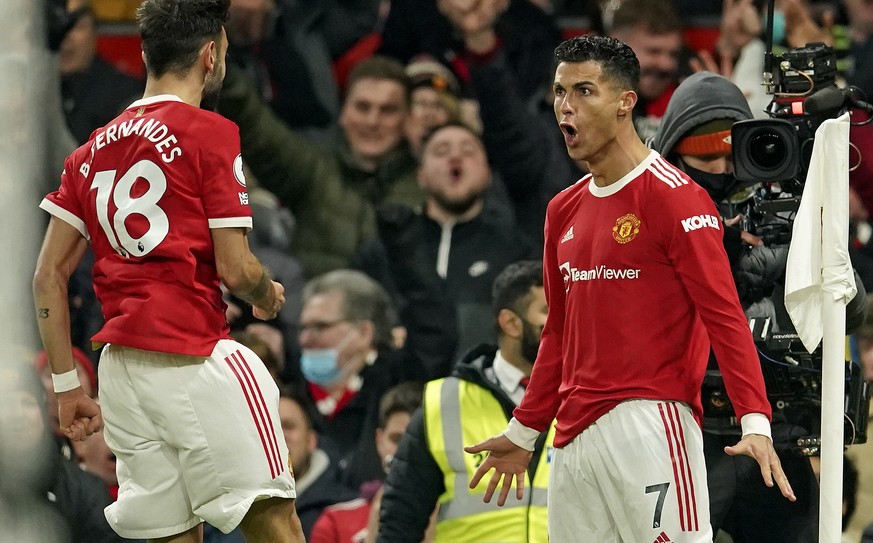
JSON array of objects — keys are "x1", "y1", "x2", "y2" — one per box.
[
  {"x1": 515, "y1": 151, "x2": 771, "y2": 448},
  {"x1": 41, "y1": 95, "x2": 252, "y2": 356}
]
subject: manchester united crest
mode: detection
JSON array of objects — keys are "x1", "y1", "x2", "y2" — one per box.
[{"x1": 612, "y1": 213, "x2": 641, "y2": 244}]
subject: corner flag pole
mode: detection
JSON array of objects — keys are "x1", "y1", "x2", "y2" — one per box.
[{"x1": 784, "y1": 113, "x2": 853, "y2": 543}]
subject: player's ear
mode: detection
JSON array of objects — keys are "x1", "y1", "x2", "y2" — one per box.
[
  {"x1": 497, "y1": 308, "x2": 522, "y2": 339},
  {"x1": 202, "y1": 40, "x2": 217, "y2": 74},
  {"x1": 618, "y1": 90, "x2": 637, "y2": 117}
]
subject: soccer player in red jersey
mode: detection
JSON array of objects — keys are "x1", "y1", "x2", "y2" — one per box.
[
  {"x1": 465, "y1": 35, "x2": 796, "y2": 543},
  {"x1": 32, "y1": 1, "x2": 304, "y2": 541}
]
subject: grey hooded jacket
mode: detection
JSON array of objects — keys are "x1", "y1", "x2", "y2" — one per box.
[{"x1": 648, "y1": 71, "x2": 753, "y2": 160}]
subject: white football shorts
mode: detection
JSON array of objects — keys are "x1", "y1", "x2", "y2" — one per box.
[
  {"x1": 98, "y1": 339, "x2": 296, "y2": 539},
  {"x1": 549, "y1": 399, "x2": 713, "y2": 543}
]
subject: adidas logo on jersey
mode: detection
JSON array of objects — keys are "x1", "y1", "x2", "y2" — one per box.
[
  {"x1": 561, "y1": 226, "x2": 575, "y2": 243},
  {"x1": 652, "y1": 531, "x2": 673, "y2": 543}
]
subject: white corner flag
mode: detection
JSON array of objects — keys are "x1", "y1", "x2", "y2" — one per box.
[{"x1": 783, "y1": 111, "x2": 854, "y2": 543}]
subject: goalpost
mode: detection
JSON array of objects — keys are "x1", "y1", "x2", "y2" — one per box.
[{"x1": 0, "y1": 1, "x2": 70, "y2": 540}]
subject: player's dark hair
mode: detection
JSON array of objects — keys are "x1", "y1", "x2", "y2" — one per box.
[
  {"x1": 137, "y1": 0, "x2": 229, "y2": 78},
  {"x1": 344, "y1": 55, "x2": 412, "y2": 105},
  {"x1": 554, "y1": 35, "x2": 640, "y2": 93},
  {"x1": 492, "y1": 261, "x2": 543, "y2": 318}
]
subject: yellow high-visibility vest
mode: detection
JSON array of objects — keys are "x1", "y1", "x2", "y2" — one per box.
[{"x1": 424, "y1": 377, "x2": 554, "y2": 543}]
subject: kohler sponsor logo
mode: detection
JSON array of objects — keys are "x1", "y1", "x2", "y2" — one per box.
[{"x1": 680, "y1": 214, "x2": 720, "y2": 233}]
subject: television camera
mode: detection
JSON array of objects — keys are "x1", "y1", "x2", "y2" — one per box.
[
  {"x1": 730, "y1": 41, "x2": 871, "y2": 196},
  {"x1": 707, "y1": 4, "x2": 872, "y2": 454},
  {"x1": 702, "y1": 327, "x2": 870, "y2": 455}
]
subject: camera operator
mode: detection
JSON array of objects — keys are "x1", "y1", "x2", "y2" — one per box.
[{"x1": 650, "y1": 71, "x2": 867, "y2": 543}]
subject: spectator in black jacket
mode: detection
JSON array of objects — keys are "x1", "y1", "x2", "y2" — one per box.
[{"x1": 353, "y1": 122, "x2": 535, "y2": 364}]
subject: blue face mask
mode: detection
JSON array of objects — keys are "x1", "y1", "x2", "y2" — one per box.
[{"x1": 300, "y1": 349, "x2": 343, "y2": 386}]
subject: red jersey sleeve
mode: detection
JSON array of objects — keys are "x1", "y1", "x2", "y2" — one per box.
[
  {"x1": 197, "y1": 119, "x2": 252, "y2": 230},
  {"x1": 40, "y1": 148, "x2": 91, "y2": 239},
  {"x1": 512, "y1": 191, "x2": 569, "y2": 432},
  {"x1": 654, "y1": 177, "x2": 772, "y2": 422}
]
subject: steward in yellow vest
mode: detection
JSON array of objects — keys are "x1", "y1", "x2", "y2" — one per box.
[
  {"x1": 379, "y1": 344, "x2": 555, "y2": 543},
  {"x1": 378, "y1": 260, "x2": 552, "y2": 543}
]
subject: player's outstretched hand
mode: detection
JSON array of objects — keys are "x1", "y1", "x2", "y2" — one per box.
[
  {"x1": 464, "y1": 433, "x2": 533, "y2": 506},
  {"x1": 57, "y1": 388, "x2": 102, "y2": 442},
  {"x1": 725, "y1": 434, "x2": 796, "y2": 501},
  {"x1": 253, "y1": 280, "x2": 285, "y2": 321}
]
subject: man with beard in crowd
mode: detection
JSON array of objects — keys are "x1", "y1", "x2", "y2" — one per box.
[
  {"x1": 353, "y1": 122, "x2": 536, "y2": 367},
  {"x1": 377, "y1": 260, "x2": 553, "y2": 542}
]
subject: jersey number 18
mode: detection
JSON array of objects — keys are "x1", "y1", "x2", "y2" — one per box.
[{"x1": 90, "y1": 159, "x2": 169, "y2": 258}]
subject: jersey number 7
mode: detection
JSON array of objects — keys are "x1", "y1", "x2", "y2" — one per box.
[{"x1": 645, "y1": 482, "x2": 670, "y2": 529}]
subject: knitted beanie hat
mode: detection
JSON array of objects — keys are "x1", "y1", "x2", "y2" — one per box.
[{"x1": 674, "y1": 118, "x2": 735, "y2": 157}]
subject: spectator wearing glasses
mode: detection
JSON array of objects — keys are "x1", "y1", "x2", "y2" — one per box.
[{"x1": 293, "y1": 270, "x2": 425, "y2": 486}]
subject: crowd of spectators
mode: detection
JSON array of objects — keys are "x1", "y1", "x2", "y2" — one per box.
[{"x1": 22, "y1": 0, "x2": 873, "y2": 541}]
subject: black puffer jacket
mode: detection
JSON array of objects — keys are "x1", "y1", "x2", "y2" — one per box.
[
  {"x1": 733, "y1": 244, "x2": 789, "y2": 308},
  {"x1": 354, "y1": 205, "x2": 535, "y2": 372}
]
